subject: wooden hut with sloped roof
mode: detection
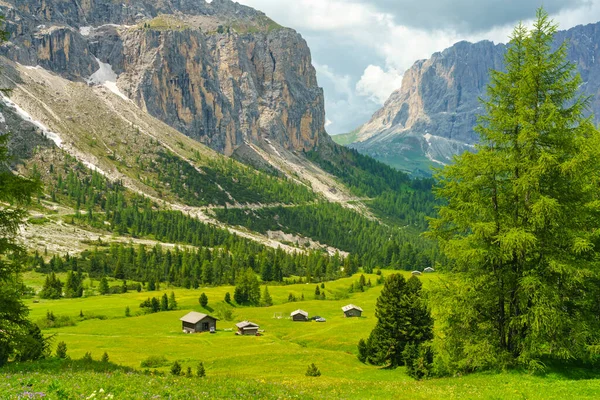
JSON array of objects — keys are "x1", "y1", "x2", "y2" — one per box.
[
  {"x1": 290, "y1": 309, "x2": 309, "y2": 321},
  {"x1": 235, "y1": 321, "x2": 260, "y2": 335},
  {"x1": 180, "y1": 311, "x2": 218, "y2": 333},
  {"x1": 342, "y1": 304, "x2": 363, "y2": 318}
]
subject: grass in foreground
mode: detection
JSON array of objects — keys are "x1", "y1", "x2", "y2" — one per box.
[{"x1": 7, "y1": 271, "x2": 600, "y2": 399}]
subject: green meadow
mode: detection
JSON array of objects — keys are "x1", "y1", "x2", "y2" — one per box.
[{"x1": 4, "y1": 271, "x2": 600, "y2": 399}]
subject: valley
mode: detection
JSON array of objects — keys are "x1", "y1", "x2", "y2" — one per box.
[{"x1": 0, "y1": 1, "x2": 600, "y2": 399}]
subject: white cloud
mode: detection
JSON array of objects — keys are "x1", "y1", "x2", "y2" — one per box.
[
  {"x1": 356, "y1": 65, "x2": 403, "y2": 104},
  {"x1": 236, "y1": 0, "x2": 600, "y2": 134}
]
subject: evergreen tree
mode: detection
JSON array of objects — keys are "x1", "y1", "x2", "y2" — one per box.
[
  {"x1": 196, "y1": 361, "x2": 206, "y2": 377},
  {"x1": 357, "y1": 338, "x2": 368, "y2": 363},
  {"x1": 151, "y1": 297, "x2": 160, "y2": 313},
  {"x1": 363, "y1": 274, "x2": 433, "y2": 368},
  {"x1": 160, "y1": 293, "x2": 169, "y2": 311},
  {"x1": 13, "y1": 323, "x2": 49, "y2": 362},
  {"x1": 125, "y1": 306, "x2": 131, "y2": 317},
  {"x1": 427, "y1": 9, "x2": 600, "y2": 371},
  {"x1": 55, "y1": 341, "x2": 68, "y2": 359},
  {"x1": 262, "y1": 286, "x2": 273, "y2": 307},
  {"x1": 233, "y1": 268, "x2": 261, "y2": 305},
  {"x1": 39, "y1": 273, "x2": 63, "y2": 299},
  {"x1": 305, "y1": 363, "x2": 321, "y2": 377},
  {"x1": 0, "y1": 108, "x2": 40, "y2": 365},
  {"x1": 170, "y1": 361, "x2": 182, "y2": 376},
  {"x1": 101, "y1": 351, "x2": 109, "y2": 363},
  {"x1": 314, "y1": 285, "x2": 320, "y2": 297},
  {"x1": 199, "y1": 292, "x2": 208, "y2": 308},
  {"x1": 98, "y1": 277, "x2": 109, "y2": 295},
  {"x1": 224, "y1": 292, "x2": 231, "y2": 303},
  {"x1": 168, "y1": 291, "x2": 177, "y2": 310}
]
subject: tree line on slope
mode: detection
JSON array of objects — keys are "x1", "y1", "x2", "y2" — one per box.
[{"x1": 213, "y1": 202, "x2": 441, "y2": 270}]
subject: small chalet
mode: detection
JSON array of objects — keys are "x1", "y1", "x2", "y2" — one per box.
[
  {"x1": 290, "y1": 309, "x2": 309, "y2": 322},
  {"x1": 180, "y1": 311, "x2": 218, "y2": 333},
  {"x1": 342, "y1": 304, "x2": 363, "y2": 318},
  {"x1": 424, "y1": 267, "x2": 435, "y2": 273},
  {"x1": 411, "y1": 270, "x2": 422, "y2": 276},
  {"x1": 236, "y1": 321, "x2": 260, "y2": 335}
]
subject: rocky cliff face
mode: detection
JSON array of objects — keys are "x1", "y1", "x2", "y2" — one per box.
[
  {"x1": 352, "y1": 22, "x2": 600, "y2": 176},
  {"x1": 0, "y1": 0, "x2": 328, "y2": 156}
]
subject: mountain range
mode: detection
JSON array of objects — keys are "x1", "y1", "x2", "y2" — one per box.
[
  {"x1": 335, "y1": 21, "x2": 600, "y2": 176},
  {"x1": 0, "y1": 0, "x2": 438, "y2": 269}
]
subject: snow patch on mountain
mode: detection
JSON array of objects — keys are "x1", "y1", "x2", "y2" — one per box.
[
  {"x1": 0, "y1": 94, "x2": 63, "y2": 148},
  {"x1": 88, "y1": 58, "x2": 129, "y2": 101}
]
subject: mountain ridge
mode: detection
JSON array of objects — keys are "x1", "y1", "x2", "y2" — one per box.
[{"x1": 344, "y1": 21, "x2": 600, "y2": 175}]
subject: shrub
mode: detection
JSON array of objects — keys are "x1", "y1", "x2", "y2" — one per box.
[
  {"x1": 170, "y1": 361, "x2": 182, "y2": 376},
  {"x1": 140, "y1": 355, "x2": 169, "y2": 368},
  {"x1": 101, "y1": 352, "x2": 109, "y2": 363},
  {"x1": 224, "y1": 292, "x2": 231, "y2": 303},
  {"x1": 82, "y1": 352, "x2": 93, "y2": 362},
  {"x1": 56, "y1": 341, "x2": 68, "y2": 359},
  {"x1": 125, "y1": 306, "x2": 131, "y2": 317},
  {"x1": 37, "y1": 314, "x2": 76, "y2": 329},
  {"x1": 186, "y1": 366, "x2": 193, "y2": 377},
  {"x1": 305, "y1": 363, "x2": 321, "y2": 377}
]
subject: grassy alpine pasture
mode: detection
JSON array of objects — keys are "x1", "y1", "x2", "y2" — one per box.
[{"x1": 4, "y1": 271, "x2": 600, "y2": 399}]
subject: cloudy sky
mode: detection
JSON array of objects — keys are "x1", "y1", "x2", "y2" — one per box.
[{"x1": 236, "y1": 0, "x2": 600, "y2": 134}]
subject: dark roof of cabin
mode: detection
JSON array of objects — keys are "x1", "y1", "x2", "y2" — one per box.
[
  {"x1": 236, "y1": 320, "x2": 259, "y2": 329},
  {"x1": 180, "y1": 311, "x2": 218, "y2": 324},
  {"x1": 342, "y1": 304, "x2": 363, "y2": 312}
]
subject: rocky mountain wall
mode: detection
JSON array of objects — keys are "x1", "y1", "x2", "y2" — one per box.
[{"x1": 0, "y1": 0, "x2": 328, "y2": 156}]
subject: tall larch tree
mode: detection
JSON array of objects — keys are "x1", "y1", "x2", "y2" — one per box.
[{"x1": 427, "y1": 9, "x2": 600, "y2": 372}]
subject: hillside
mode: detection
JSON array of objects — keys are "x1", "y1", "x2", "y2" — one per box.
[
  {"x1": 0, "y1": 0, "x2": 437, "y2": 272},
  {"x1": 346, "y1": 21, "x2": 600, "y2": 176}
]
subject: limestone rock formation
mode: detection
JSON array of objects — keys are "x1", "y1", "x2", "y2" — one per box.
[
  {"x1": 0, "y1": 0, "x2": 328, "y2": 156},
  {"x1": 351, "y1": 22, "x2": 600, "y2": 176}
]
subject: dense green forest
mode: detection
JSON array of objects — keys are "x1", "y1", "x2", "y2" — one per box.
[
  {"x1": 213, "y1": 203, "x2": 440, "y2": 270},
  {"x1": 39, "y1": 149, "x2": 317, "y2": 211},
  {"x1": 27, "y1": 236, "x2": 349, "y2": 290},
  {"x1": 150, "y1": 152, "x2": 317, "y2": 206}
]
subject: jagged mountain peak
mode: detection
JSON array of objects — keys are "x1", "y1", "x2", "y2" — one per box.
[{"x1": 347, "y1": 21, "x2": 600, "y2": 176}]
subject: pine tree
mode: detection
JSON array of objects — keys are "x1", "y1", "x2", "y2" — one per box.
[
  {"x1": 170, "y1": 361, "x2": 182, "y2": 376},
  {"x1": 196, "y1": 361, "x2": 206, "y2": 377},
  {"x1": 0, "y1": 103, "x2": 40, "y2": 366},
  {"x1": 125, "y1": 306, "x2": 131, "y2": 317},
  {"x1": 101, "y1": 351, "x2": 109, "y2": 363},
  {"x1": 427, "y1": 9, "x2": 600, "y2": 372},
  {"x1": 363, "y1": 274, "x2": 432, "y2": 368},
  {"x1": 160, "y1": 293, "x2": 169, "y2": 311},
  {"x1": 262, "y1": 286, "x2": 273, "y2": 307},
  {"x1": 357, "y1": 339, "x2": 368, "y2": 363},
  {"x1": 224, "y1": 292, "x2": 231, "y2": 303},
  {"x1": 99, "y1": 277, "x2": 109, "y2": 295},
  {"x1": 305, "y1": 363, "x2": 321, "y2": 377},
  {"x1": 168, "y1": 291, "x2": 177, "y2": 310},
  {"x1": 56, "y1": 341, "x2": 68, "y2": 359},
  {"x1": 233, "y1": 268, "x2": 261, "y2": 305},
  {"x1": 199, "y1": 292, "x2": 208, "y2": 308}
]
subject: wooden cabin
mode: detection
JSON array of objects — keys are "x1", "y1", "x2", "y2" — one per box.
[
  {"x1": 342, "y1": 304, "x2": 363, "y2": 318},
  {"x1": 290, "y1": 309, "x2": 309, "y2": 322},
  {"x1": 424, "y1": 267, "x2": 435, "y2": 273},
  {"x1": 180, "y1": 311, "x2": 218, "y2": 333},
  {"x1": 411, "y1": 270, "x2": 422, "y2": 276},
  {"x1": 236, "y1": 321, "x2": 259, "y2": 335}
]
